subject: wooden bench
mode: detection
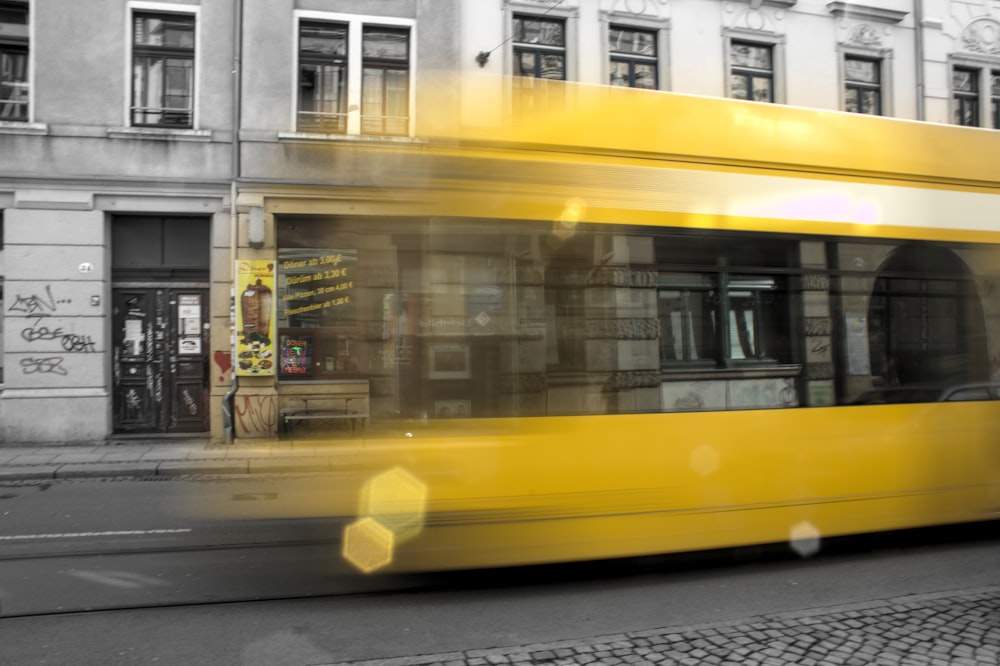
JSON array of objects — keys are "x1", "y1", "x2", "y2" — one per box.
[{"x1": 279, "y1": 395, "x2": 368, "y2": 435}]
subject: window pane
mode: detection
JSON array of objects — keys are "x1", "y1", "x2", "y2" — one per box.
[
  {"x1": 845, "y1": 58, "x2": 878, "y2": 83},
  {"x1": 515, "y1": 52, "x2": 537, "y2": 76},
  {"x1": 730, "y1": 74, "x2": 749, "y2": 100},
  {"x1": 860, "y1": 89, "x2": 880, "y2": 115},
  {"x1": 992, "y1": 71, "x2": 1000, "y2": 96},
  {"x1": 728, "y1": 295, "x2": 756, "y2": 360},
  {"x1": 752, "y1": 76, "x2": 772, "y2": 102},
  {"x1": 609, "y1": 27, "x2": 655, "y2": 56},
  {"x1": 540, "y1": 54, "x2": 565, "y2": 79},
  {"x1": 363, "y1": 27, "x2": 408, "y2": 60},
  {"x1": 610, "y1": 61, "x2": 629, "y2": 87},
  {"x1": 731, "y1": 43, "x2": 770, "y2": 69},
  {"x1": 0, "y1": 50, "x2": 28, "y2": 121},
  {"x1": 134, "y1": 15, "x2": 194, "y2": 48},
  {"x1": 633, "y1": 63, "x2": 656, "y2": 89},
  {"x1": 361, "y1": 67, "x2": 408, "y2": 135},
  {"x1": 514, "y1": 17, "x2": 564, "y2": 47},
  {"x1": 953, "y1": 68, "x2": 976, "y2": 93},
  {"x1": 845, "y1": 88, "x2": 859, "y2": 113},
  {"x1": 300, "y1": 23, "x2": 346, "y2": 59},
  {"x1": 0, "y1": 4, "x2": 27, "y2": 38}
]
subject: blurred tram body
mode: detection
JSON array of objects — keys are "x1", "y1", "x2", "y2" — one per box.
[{"x1": 228, "y1": 80, "x2": 1000, "y2": 573}]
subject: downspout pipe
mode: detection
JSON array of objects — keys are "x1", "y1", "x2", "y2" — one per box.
[
  {"x1": 223, "y1": 0, "x2": 244, "y2": 442},
  {"x1": 914, "y1": 0, "x2": 926, "y2": 121}
]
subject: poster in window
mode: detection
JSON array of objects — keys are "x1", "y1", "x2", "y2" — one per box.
[
  {"x1": 845, "y1": 314, "x2": 871, "y2": 376},
  {"x1": 279, "y1": 333, "x2": 314, "y2": 378},
  {"x1": 235, "y1": 260, "x2": 276, "y2": 375},
  {"x1": 428, "y1": 343, "x2": 470, "y2": 379}
]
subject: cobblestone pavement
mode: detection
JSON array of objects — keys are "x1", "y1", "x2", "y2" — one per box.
[{"x1": 324, "y1": 587, "x2": 1000, "y2": 666}]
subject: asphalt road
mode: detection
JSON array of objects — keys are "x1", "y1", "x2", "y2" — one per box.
[{"x1": 1, "y1": 476, "x2": 998, "y2": 665}]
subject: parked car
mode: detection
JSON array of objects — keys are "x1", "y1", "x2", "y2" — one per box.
[{"x1": 851, "y1": 382, "x2": 1000, "y2": 405}]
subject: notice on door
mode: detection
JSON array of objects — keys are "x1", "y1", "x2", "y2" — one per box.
[
  {"x1": 236, "y1": 260, "x2": 276, "y2": 376},
  {"x1": 178, "y1": 294, "x2": 203, "y2": 355}
]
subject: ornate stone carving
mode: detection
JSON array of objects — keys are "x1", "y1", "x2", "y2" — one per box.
[
  {"x1": 606, "y1": 0, "x2": 670, "y2": 17},
  {"x1": 584, "y1": 318, "x2": 660, "y2": 340},
  {"x1": 961, "y1": 16, "x2": 1000, "y2": 55},
  {"x1": 848, "y1": 23, "x2": 882, "y2": 47}
]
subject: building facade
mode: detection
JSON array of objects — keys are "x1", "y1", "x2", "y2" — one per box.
[{"x1": 2, "y1": 0, "x2": 1000, "y2": 444}]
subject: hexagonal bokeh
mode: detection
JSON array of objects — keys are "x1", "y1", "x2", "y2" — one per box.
[
  {"x1": 789, "y1": 520, "x2": 822, "y2": 558},
  {"x1": 359, "y1": 466, "x2": 428, "y2": 545},
  {"x1": 342, "y1": 517, "x2": 396, "y2": 574}
]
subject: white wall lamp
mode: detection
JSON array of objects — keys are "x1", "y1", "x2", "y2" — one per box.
[{"x1": 248, "y1": 206, "x2": 265, "y2": 249}]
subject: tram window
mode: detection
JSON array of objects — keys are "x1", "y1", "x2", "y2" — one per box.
[
  {"x1": 727, "y1": 276, "x2": 784, "y2": 363},
  {"x1": 658, "y1": 272, "x2": 789, "y2": 370},
  {"x1": 657, "y1": 274, "x2": 717, "y2": 367}
]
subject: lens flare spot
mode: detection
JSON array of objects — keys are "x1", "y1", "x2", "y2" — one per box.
[
  {"x1": 343, "y1": 517, "x2": 396, "y2": 574},
  {"x1": 360, "y1": 466, "x2": 428, "y2": 545},
  {"x1": 690, "y1": 444, "x2": 720, "y2": 476},
  {"x1": 789, "y1": 521, "x2": 822, "y2": 558},
  {"x1": 554, "y1": 198, "x2": 587, "y2": 239}
]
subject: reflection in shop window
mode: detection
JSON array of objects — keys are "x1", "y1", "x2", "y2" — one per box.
[{"x1": 277, "y1": 248, "x2": 359, "y2": 379}]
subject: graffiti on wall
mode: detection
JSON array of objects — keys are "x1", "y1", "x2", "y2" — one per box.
[
  {"x1": 9, "y1": 284, "x2": 96, "y2": 378},
  {"x1": 234, "y1": 394, "x2": 277, "y2": 437}
]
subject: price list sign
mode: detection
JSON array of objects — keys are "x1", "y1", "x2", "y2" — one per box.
[{"x1": 280, "y1": 249, "x2": 358, "y2": 327}]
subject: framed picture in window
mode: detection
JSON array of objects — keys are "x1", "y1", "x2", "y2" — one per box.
[
  {"x1": 428, "y1": 343, "x2": 470, "y2": 379},
  {"x1": 435, "y1": 399, "x2": 471, "y2": 418}
]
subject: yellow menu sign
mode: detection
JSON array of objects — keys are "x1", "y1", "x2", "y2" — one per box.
[{"x1": 235, "y1": 260, "x2": 276, "y2": 376}]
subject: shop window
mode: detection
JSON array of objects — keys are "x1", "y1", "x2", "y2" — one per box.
[{"x1": 276, "y1": 247, "x2": 360, "y2": 379}]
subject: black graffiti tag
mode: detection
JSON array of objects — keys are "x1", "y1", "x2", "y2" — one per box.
[
  {"x1": 21, "y1": 357, "x2": 68, "y2": 376},
  {"x1": 21, "y1": 319, "x2": 64, "y2": 342},
  {"x1": 8, "y1": 285, "x2": 68, "y2": 316},
  {"x1": 61, "y1": 334, "x2": 97, "y2": 353}
]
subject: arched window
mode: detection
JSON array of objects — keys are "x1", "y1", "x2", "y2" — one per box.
[{"x1": 868, "y1": 246, "x2": 987, "y2": 387}]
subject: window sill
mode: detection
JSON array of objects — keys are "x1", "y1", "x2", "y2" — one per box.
[
  {"x1": 0, "y1": 121, "x2": 48, "y2": 135},
  {"x1": 107, "y1": 127, "x2": 212, "y2": 142},
  {"x1": 277, "y1": 131, "x2": 427, "y2": 146}
]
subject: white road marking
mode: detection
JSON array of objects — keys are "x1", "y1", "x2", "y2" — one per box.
[
  {"x1": 67, "y1": 570, "x2": 173, "y2": 589},
  {"x1": 0, "y1": 528, "x2": 192, "y2": 541}
]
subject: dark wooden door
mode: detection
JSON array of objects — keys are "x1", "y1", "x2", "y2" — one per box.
[{"x1": 112, "y1": 288, "x2": 208, "y2": 433}]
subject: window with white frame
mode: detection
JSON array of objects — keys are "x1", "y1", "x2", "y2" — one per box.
[
  {"x1": 844, "y1": 55, "x2": 882, "y2": 115},
  {"x1": 0, "y1": 1, "x2": 29, "y2": 122},
  {"x1": 729, "y1": 40, "x2": 774, "y2": 102},
  {"x1": 608, "y1": 25, "x2": 657, "y2": 89},
  {"x1": 513, "y1": 15, "x2": 566, "y2": 80},
  {"x1": 296, "y1": 15, "x2": 412, "y2": 136},
  {"x1": 952, "y1": 64, "x2": 1000, "y2": 129},
  {"x1": 131, "y1": 10, "x2": 195, "y2": 128}
]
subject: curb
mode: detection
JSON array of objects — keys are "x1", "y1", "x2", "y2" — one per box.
[{"x1": 0, "y1": 458, "x2": 340, "y2": 481}]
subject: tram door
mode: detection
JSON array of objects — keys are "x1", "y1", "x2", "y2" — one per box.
[{"x1": 112, "y1": 287, "x2": 209, "y2": 433}]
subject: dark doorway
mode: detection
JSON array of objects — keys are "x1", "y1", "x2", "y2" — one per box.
[
  {"x1": 867, "y1": 246, "x2": 987, "y2": 388},
  {"x1": 111, "y1": 216, "x2": 210, "y2": 434}
]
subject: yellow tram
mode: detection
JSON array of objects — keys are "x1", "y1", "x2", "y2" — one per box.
[{"x1": 230, "y1": 80, "x2": 1000, "y2": 573}]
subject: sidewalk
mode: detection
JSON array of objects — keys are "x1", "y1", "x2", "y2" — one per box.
[
  {"x1": 322, "y1": 587, "x2": 1000, "y2": 666},
  {"x1": 0, "y1": 437, "x2": 354, "y2": 481}
]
